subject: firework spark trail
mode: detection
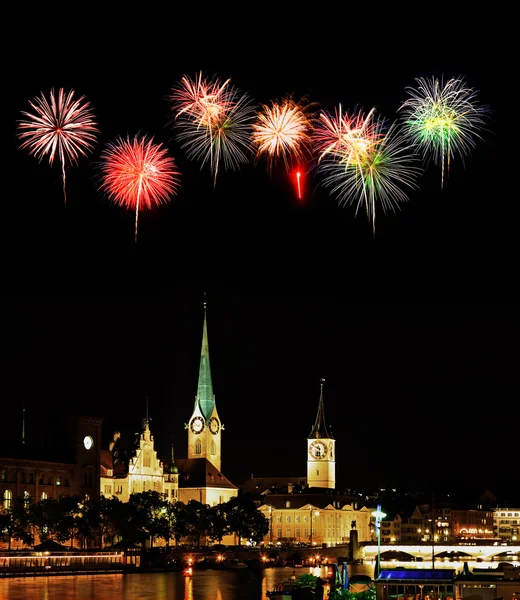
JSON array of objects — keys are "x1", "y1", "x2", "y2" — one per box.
[
  {"x1": 97, "y1": 134, "x2": 180, "y2": 242},
  {"x1": 17, "y1": 88, "x2": 99, "y2": 206},
  {"x1": 397, "y1": 75, "x2": 489, "y2": 189},
  {"x1": 314, "y1": 106, "x2": 422, "y2": 234},
  {"x1": 169, "y1": 73, "x2": 256, "y2": 186}
]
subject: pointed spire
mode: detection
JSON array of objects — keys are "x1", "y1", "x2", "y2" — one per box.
[
  {"x1": 195, "y1": 296, "x2": 215, "y2": 420},
  {"x1": 309, "y1": 378, "x2": 332, "y2": 439},
  {"x1": 22, "y1": 401, "x2": 26, "y2": 445},
  {"x1": 142, "y1": 396, "x2": 151, "y2": 431}
]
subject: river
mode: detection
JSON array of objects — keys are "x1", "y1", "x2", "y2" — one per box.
[{"x1": 0, "y1": 560, "x2": 484, "y2": 599}]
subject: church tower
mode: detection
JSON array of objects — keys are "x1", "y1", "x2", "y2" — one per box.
[
  {"x1": 307, "y1": 378, "x2": 335, "y2": 489},
  {"x1": 186, "y1": 300, "x2": 223, "y2": 472}
]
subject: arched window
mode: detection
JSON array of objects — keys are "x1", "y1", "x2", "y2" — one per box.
[
  {"x1": 195, "y1": 440, "x2": 202, "y2": 455},
  {"x1": 23, "y1": 490, "x2": 30, "y2": 508},
  {"x1": 3, "y1": 489, "x2": 12, "y2": 510},
  {"x1": 210, "y1": 440, "x2": 216, "y2": 455},
  {"x1": 40, "y1": 491, "x2": 48, "y2": 501},
  {"x1": 1, "y1": 469, "x2": 6, "y2": 482}
]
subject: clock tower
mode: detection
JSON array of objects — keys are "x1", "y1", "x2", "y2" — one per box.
[
  {"x1": 186, "y1": 300, "x2": 223, "y2": 471},
  {"x1": 307, "y1": 378, "x2": 335, "y2": 489}
]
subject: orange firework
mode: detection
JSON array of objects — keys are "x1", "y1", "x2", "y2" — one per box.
[{"x1": 252, "y1": 95, "x2": 317, "y2": 173}]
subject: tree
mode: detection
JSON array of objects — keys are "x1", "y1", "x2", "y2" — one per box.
[
  {"x1": 183, "y1": 500, "x2": 213, "y2": 547},
  {"x1": 128, "y1": 490, "x2": 170, "y2": 548},
  {"x1": 29, "y1": 497, "x2": 62, "y2": 544},
  {"x1": 224, "y1": 494, "x2": 269, "y2": 545},
  {"x1": 0, "y1": 497, "x2": 33, "y2": 550}
]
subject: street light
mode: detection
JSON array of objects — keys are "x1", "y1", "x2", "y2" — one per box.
[
  {"x1": 309, "y1": 507, "x2": 319, "y2": 546},
  {"x1": 269, "y1": 506, "x2": 273, "y2": 545},
  {"x1": 371, "y1": 504, "x2": 386, "y2": 580}
]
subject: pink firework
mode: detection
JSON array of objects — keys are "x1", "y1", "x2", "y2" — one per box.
[
  {"x1": 98, "y1": 134, "x2": 180, "y2": 242},
  {"x1": 169, "y1": 72, "x2": 255, "y2": 186},
  {"x1": 313, "y1": 105, "x2": 383, "y2": 166},
  {"x1": 17, "y1": 87, "x2": 99, "y2": 206},
  {"x1": 170, "y1": 71, "x2": 233, "y2": 129}
]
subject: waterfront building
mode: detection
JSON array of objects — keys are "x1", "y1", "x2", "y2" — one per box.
[
  {"x1": 100, "y1": 300, "x2": 237, "y2": 510},
  {"x1": 495, "y1": 507, "x2": 520, "y2": 543},
  {"x1": 241, "y1": 379, "x2": 374, "y2": 548},
  {"x1": 1, "y1": 415, "x2": 103, "y2": 510}
]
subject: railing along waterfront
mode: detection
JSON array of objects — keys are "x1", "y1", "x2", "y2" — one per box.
[{"x1": 0, "y1": 551, "x2": 128, "y2": 576}]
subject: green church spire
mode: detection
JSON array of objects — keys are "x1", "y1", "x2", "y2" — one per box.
[{"x1": 195, "y1": 299, "x2": 215, "y2": 420}]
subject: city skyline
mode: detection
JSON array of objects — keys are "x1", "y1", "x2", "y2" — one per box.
[{"x1": 3, "y1": 12, "x2": 515, "y2": 499}]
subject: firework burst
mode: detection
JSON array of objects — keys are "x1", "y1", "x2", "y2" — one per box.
[
  {"x1": 251, "y1": 95, "x2": 317, "y2": 200},
  {"x1": 314, "y1": 106, "x2": 422, "y2": 234},
  {"x1": 17, "y1": 87, "x2": 99, "y2": 206},
  {"x1": 398, "y1": 75, "x2": 489, "y2": 188},
  {"x1": 98, "y1": 134, "x2": 180, "y2": 242},
  {"x1": 252, "y1": 95, "x2": 317, "y2": 171},
  {"x1": 169, "y1": 72, "x2": 256, "y2": 186}
]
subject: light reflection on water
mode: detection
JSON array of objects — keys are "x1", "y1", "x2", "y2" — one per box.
[{"x1": 0, "y1": 561, "x2": 492, "y2": 600}]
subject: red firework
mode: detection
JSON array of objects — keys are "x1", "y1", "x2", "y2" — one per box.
[{"x1": 98, "y1": 134, "x2": 180, "y2": 242}]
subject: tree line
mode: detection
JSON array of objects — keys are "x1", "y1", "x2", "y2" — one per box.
[{"x1": 0, "y1": 491, "x2": 269, "y2": 550}]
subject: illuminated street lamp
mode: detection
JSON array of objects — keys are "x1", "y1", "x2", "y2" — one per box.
[
  {"x1": 269, "y1": 506, "x2": 273, "y2": 545},
  {"x1": 309, "y1": 507, "x2": 319, "y2": 546},
  {"x1": 371, "y1": 504, "x2": 386, "y2": 580}
]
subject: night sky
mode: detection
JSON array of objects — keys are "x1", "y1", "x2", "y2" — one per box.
[{"x1": 2, "y1": 12, "x2": 515, "y2": 498}]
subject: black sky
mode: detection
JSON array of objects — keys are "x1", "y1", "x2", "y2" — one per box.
[{"x1": 2, "y1": 11, "x2": 516, "y2": 497}]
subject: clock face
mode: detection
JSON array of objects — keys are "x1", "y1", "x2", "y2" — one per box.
[
  {"x1": 209, "y1": 417, "x2": 220, "y2": 435},
  {"x1": 309, "y1": 441, "x2": 327, "y2": 459},
  {"x1": 190, "y1": 416, "x2": 205, "y2": 434},
  {"x1": 83, "y1": 435, "x2": 94, "y2": 450}
]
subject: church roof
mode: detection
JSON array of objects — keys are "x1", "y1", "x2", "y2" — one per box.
[
  {"x1": 194, "y1": 302, "x2": 215, "y2": 421},
  {"x1": 308, "y1": 378, "x2": 333, "y2": 439},
  {"x1": 240, "y1": 476, "x2": 307, "y2": 495},
  {"x1": 174, "y1": 458, "x2": 237, "y2": 490},
  {"x1": 257, "y1": 491, "x2": 367, "y2": 511}
]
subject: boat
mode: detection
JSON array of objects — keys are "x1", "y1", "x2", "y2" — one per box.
[
  {"x1": 267, "y1": 580, "x2": 298, "y2": 598},
  {"x1": 267, "y1": 580, "x2": 321, "y2": 599},
  {"x1": 220, "y1": 558, "x2": 248, "y2": 569}
]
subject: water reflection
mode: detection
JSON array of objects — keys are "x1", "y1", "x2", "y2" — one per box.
[{"x1": 0, "y1": 560, "x2": 494, "y2": 600}]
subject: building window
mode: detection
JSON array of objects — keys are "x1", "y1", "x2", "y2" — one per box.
[
  {"x1": 195, "y1": 440, "x2": 202, "y2": 455},
  {"x1": 21, "y1": 472, "x2": 26, "y2": 484},
  {"x1": 23, "y1": 490, "x2": 30, "y2": 508},
  {"x1": 0, "y1": 469, "x2": 5, "y2": 482},
  {"x1": 211, "y1": 440, "x2": 216, "y2": 455},
  {"x1": 3, "y1": 490, "x2": 12, "y2": 510},
  {"x1": 48, "y1": 476, "x2": 53, "y2": 485},
  {"x1": 40, "y1": 492, "x2": 47, "y2": 500},
  {"x1": 286, "y1": 516, "x2": 291, "y2": 523}
]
